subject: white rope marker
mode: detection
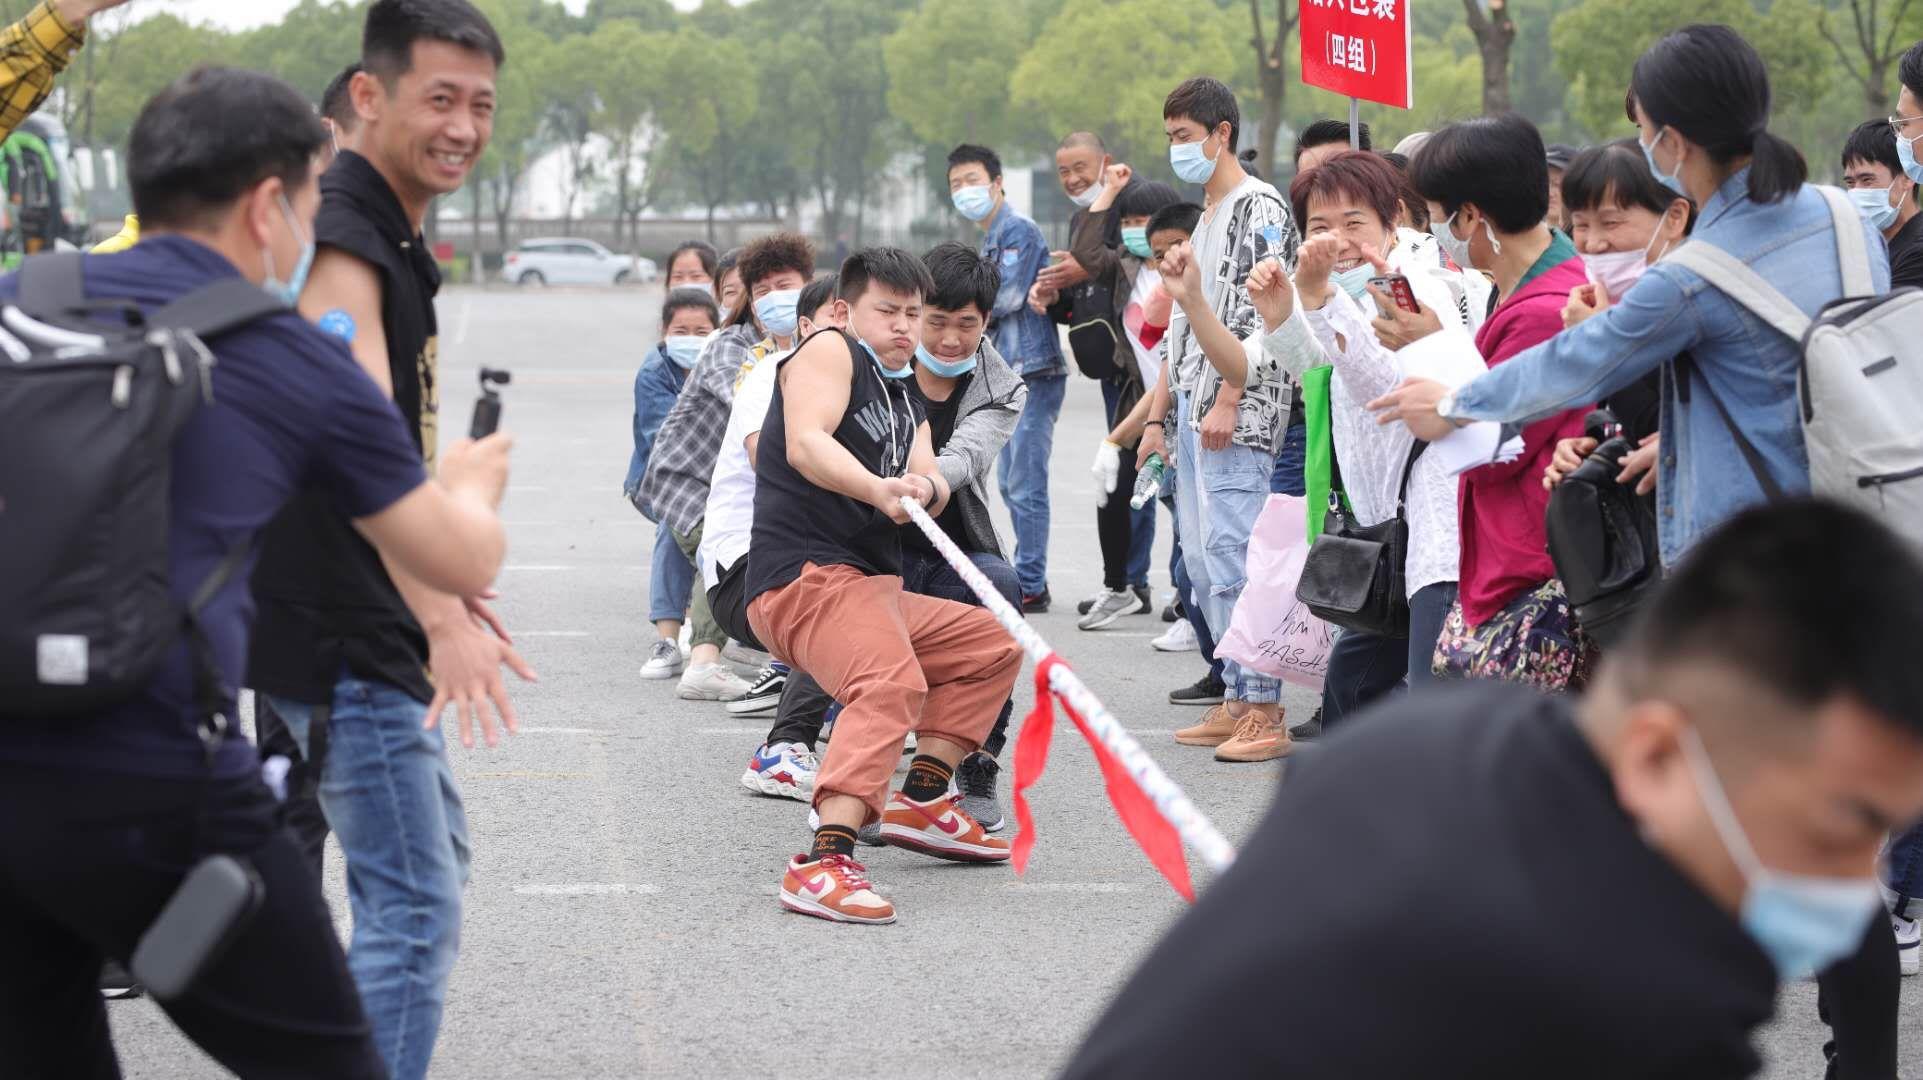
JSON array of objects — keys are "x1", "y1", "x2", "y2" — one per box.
[{"x1": 899, "y1": 496, "x2": 1237, "y2": 873}]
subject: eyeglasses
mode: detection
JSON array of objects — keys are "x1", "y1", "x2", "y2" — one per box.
[{"x1": 1888, "y1": 113, "x2": 1923, "y2": 135}]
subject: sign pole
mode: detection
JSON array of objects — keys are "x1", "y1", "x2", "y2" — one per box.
[{"x1": 1348, "y1": 97, "x2": 1360, "y2": 149}]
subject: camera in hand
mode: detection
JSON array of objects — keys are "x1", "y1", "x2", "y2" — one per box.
[
  {"x1": 470, "y1": 367, "x2": 511, "y2": 438},
  {"x1": 1545, "y1": 407, "x2": 1661, "y2": 648}
]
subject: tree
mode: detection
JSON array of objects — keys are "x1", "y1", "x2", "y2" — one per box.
[
  {"x1": 466, "y1": 2, "x2": 550, "y2": 253},
  {"x1": 1010, "y1": 0, "x2": 1241, "y2": 170},
  {"x1": 1817, "y1": 0, "x2": 1918, "y2": 118},
  {"x1": 230, "y1": 0, "x2": 367, "y2": 103},
  {"x1": 1245, "y1": 0, "x2": 1299, "y2": 183},
  {"x1": 535, "y1": 34, "x2": 601, "y2": 231},
  {"x1": 883, "y1": 0, "x2": 1025, "y2": 147},
  {"x1": 648, "y1": 30, "x2": 759, "y2": 238},
  {"x1": 583, "y1": 21, "x2": 670, "y2": 250},
  {"x1": 82, "y1": 15, "x2": 237, "y2": 148},
  {"x1": 1460, "y1": 0, "x2": 1516, "y2": 115}
]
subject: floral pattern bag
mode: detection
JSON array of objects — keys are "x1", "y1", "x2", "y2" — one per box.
[{"x1": 1432, "y1": 579, "x2": 1594, "y2": 692}]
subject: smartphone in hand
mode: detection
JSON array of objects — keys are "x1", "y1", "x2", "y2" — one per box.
[{"x1": 1368, "y1": 273, "x2": 1420, "y2": 314}]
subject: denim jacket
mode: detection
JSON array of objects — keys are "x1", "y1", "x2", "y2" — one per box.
[
  {"x1": 623, "y1": 343, "x2": 688, "y2": 503},
  {"x1": 978, "y1": 203, "x2": 1065, "y2": 377},
  {"x1": 1450, "y1": 168, "x2": 1890, "y2": 566}
]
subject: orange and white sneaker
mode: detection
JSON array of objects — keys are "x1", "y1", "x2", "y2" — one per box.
[
  {"x1": 879, "y1": 791, "x2": 1011, "y2": 863},
  {"x1": 780, "y1": 854, "x2": 896, "y2": 924}
]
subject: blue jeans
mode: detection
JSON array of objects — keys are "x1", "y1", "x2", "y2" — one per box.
[
  {"x1": 1271, "y1": 420, "x2": 1307, "y2": 496},
  {"x1": 900, "y1": 545, "x2": 1021, "y2": 757},
  {"x1": 1172, "y1": 395, "x2": 1280, "y2": 705},
  {"x1": 648, "y1": 524, "x2": 695, "y2": 623},
  {"x1": 997, "y1": 371, "x2": 1067, "y2": 596},
  {"x1": 1885, "y1": 824, "x2": 1923, "y2": 920},
  {"x1": 1101, "y1": 379, "x2": 1157, "y2": 589},
  {"x1": 268, "y1": 675, "x2": 471, "y2": 1080},
  {"x1": 1320, "y1": 582, "x2": 1458, "y2": 732},
  {"x1": 1169, "y1": 525, "x2": 1224, "y2": 686}
]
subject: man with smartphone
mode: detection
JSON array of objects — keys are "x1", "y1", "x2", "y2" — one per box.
[
  {"x1": 0, "y1": 66, "x2": 514, "y2": 1078},
  {"x1": 245, "y1": 4, "x2": 524, "y2": 1078}
]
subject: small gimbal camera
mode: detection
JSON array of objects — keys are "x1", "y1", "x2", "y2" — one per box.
[{"x1": 470, "y1": 367, "x2": 512, "y2": 438}]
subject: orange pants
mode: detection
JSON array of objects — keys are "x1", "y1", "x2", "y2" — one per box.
[{"x1": 748, "y1": 562, "x2": 1023, "y2": 824}]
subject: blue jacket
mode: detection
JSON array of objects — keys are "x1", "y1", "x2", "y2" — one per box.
[
  {"x1": 978, "y1": 203, "x2": 1064, "y2": 377},
  {"x1": 1451, "y1": 168, "x2": 1890, "y2": 566},
  {"x1": 624, "y1": 343, "x2": 689, "y2": 501}
]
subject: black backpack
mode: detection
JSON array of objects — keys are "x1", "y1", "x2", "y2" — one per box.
[
  {"x1": 0, "y1": 252, "x2": 288, "y2": 720},
  {"x1": 1544, "y1": 408, "x2": 1662, "y2": 649}
]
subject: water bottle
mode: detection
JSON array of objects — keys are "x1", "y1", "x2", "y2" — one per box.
[{"x1": 1130, "y1": 452, "x2": 1166, "y2": 510}]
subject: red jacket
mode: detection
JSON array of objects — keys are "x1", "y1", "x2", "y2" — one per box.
[{"x1": 1458, "y1": 257, "x2": 1591, "y2": 627}]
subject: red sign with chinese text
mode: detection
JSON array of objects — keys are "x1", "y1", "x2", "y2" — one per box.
[{"x1": 1299, "y1": 0, "x2": 1412, "y2": 110}]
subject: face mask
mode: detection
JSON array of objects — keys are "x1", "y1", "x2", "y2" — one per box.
[
  {"x1": 858, "y1": 337, "x2": 915, "y2": 379},
  {"x1": 1122, "y1": 226, "x2": 1153, "y2": 259},
  {"x1": 1639, "y1": 128, "x2": 1689, "y2": 196},
  {"x1": 753, "y1": 288, "x2": 801, "y2": 337},
  {"x1": 662, "y1": 334, "x2": 706, "y2": 369},
  {"x1": 1431, "y1": 212, "x2": 1475, "y2": 271},
  {"x1": 1680, "y1": 728, "x2": 1882, "y2": 979},
  {"x1": 1581, "y1": 224, "x2": 1668, "y2": 300},
  {"x1": 1169, "y1": 136, "x2": 1219, "y2": 185},
  {"x1": 262, "y1": 194, "x2": 315, "y2": 307},
  {"x1": 1330, "y1": 263, "x2": 1376, "y2": 302},
  {"x1": 1897, "y1": 131, "x2": 1923, "y2": 185},
  {"x1": 952, "y1": 184, "x2": 996, "y2": 222},
  {"x1": 915, "y1": 343, "x2": 977, "y2": 378},
  {"x1": 1848, "y1": 184, "x2": 1900, "y2": 232},
  {"x1": 1069, "y1": 181, "x2": 1106, "y2": 209}
]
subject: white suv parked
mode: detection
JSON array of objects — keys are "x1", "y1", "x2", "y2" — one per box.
[{"x1": 503, "y1": 238, "x2": 655, "y2": 286}]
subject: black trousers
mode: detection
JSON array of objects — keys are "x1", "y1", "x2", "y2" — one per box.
[
  {"x1": 1096, "y1": 443, "x2": 1143, "y2": 593},
  {"x1": 0, "y1": 763, "x2": 386, "y2": 1079},
  {"x1": 705, "y1": 555, "x2": 765, "y2": 652},
  {"x1": 255, "y1": 695, "x2": 331, "y2": 878},
  {"x1": 1816, "y1": 911, "x2": 1899, "y2": 1080}
]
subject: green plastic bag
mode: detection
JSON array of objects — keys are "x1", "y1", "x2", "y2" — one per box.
[{"x1": 1300, "y1": 366, "x2": 1344, "y2": 542}]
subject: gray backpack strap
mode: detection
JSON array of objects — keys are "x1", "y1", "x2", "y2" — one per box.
[
  {"x1": 16, "y1": 251, "x2": 85, "y2": 318},
  {"x1": 1816, "y1": 185, "x2": 1877, "y2": 297},
  {"x1": 1664, "y1": 240, "x2": 1812, "y2": 342}
]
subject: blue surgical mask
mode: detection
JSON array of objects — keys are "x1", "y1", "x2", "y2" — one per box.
[
  {"x1": 1849, "y1": 184, "x2": 1900, "y2": 232},
  {"x1": 915, "y1": 343, "x2": 977, "y2": 378},
  {"x1": 1122, "y1": 226, "x2": 1152, "y2": 259},
  {"x1": 753, "y1": 288, "x2": 801, "y2": 338},
  {"x1": 1332, "y1": 263, "x2": 1376, "y2": 302},
  {"x1": 858, "y1": 338, "x2": 915, "y2": 379},
  {"x1": 662, "y1": 334, "x2": 706, "y2": 369},
  {"x1": 263, "y1": 194, "x2": 315, "y2": 306},
  {"x1": 1681, "y1": 728, "x2": 1882, "y2": 979},
  {"x1": 1169, "y1": 137, "x2": 1218, "y2": 185},
  {"x1": 952, "y1": 184, "x2": 996, "y2": 222},
  {"x1": 1897, "y1": 130, "x2": 1923, "y2": 184},
  {"x1": 1639, "y1": 128, "x2": 1689, "y2": 196}
]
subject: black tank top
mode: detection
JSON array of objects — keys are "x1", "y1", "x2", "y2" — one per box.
[{"x1": 747, "y1": 328, "x2": 926, "y2": 602}]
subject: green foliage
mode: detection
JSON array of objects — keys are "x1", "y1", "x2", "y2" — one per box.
[{"x1": 883, "y1": 0, "x2": 1026, "y2": 148}]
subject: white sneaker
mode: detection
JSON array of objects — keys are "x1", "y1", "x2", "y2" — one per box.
[
  {"x1": 1896, "y1": 914, "x2": 1920, "y2": 977},
  {"x1": 1151, "y1": 620, "x2": 1198, "y2": 652},
  {"x1": 740, "y1": 741, "x2": 818, "y2": 800},
  {"x1": 721, "y1": 639, "x2": 771, "y2": 676},
  {"x1": 639, "y1": 638, "x2": 684, "y2": 679},
  {"x1": 677, "y1": 622, "x2": 692, "y2": 660},
  {"x1": 678, "y1": 662, "x2": 752, "y2": 701}
]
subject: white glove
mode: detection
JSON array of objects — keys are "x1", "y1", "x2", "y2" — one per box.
[{"x1": 1092, "y1": 440, "x2": 1122, "y2": 508}]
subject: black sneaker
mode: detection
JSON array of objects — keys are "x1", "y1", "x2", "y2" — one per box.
[
  {"x1": 725, "y1": 665, "x2": 787, "y2": 716},
  {"x1": 1162, "y1": 599, "x2": 1181, "y2": 623},
  {"x1": 1132, "y1": 585, "x2": 1152, "y2": 612},
  {"x1": 1169, "y1": 674, "x2": 1227, "y2": 706},
  {"x1": 1290, "y1": 706, "x2": 1324, "y2": 741},
  {"x1": 956, "y1": 751, "x2": 1005, "y2": 832},
  {"x1": 1021, "y1": 587, "x2": 1052, "y2": 614}
]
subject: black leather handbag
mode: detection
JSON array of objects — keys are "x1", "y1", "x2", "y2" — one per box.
[
  {"x1": 1295, "y1": 441, "x2": 1428, "y2": 637},
  {"x1": 1545, "y1": 409, "x2": 1662, "y2": 649}
]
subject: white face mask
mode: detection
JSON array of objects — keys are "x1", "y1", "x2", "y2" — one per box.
[
  {"x1": 1580, "y1": 221, "x2": 1670, "y2": 301},
  {"x1": 1069, "y1": 181, "x2": 1106, "y2": 209}
]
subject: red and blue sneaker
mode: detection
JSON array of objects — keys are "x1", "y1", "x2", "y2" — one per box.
[{"x1": 739, "y1": 741, "x2": 817, "y2": 801}]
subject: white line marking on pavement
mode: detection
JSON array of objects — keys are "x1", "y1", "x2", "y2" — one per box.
[
  {"x1": 517, "y1": 726, "x2": 613, "y2": 735},
  {"x1": 512, "y1": 883, "x2": 660, "y2": 896}
]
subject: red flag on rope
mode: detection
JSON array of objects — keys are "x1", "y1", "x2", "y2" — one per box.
[{"x1": 1011, "y1": 655, "x2": 1195, "y2": 902}]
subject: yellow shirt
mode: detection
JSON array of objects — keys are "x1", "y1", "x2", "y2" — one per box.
[
  {"x1": 90, "y1": 213, "x2": 137, "y2": 253},
  {"x1": 0, "y1": 1, "x2": 83, "y2": 146}
]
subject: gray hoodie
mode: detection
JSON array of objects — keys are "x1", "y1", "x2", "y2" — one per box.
[{"x1": 930, "y1": 337, "x2": 1026, "y2": 559}]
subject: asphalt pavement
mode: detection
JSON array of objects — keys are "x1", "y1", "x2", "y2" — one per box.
[{"x1": 108, "y1": 285, "x2": 1916, "y2": 1078}]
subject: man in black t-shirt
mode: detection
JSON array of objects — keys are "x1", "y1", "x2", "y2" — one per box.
[
  {"x1": 1062, "y1": 500, "x2": 1923, "y2": 1079},
  {"x1": 746, "y1": 248, "x2": 1024, "y2": 925},
  {"x1": 246, "y1": 4, "x2": 519, "y2": 1078}
]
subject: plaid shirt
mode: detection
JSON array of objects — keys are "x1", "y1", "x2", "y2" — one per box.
[
  {"x1": 638, "y1": 323, "x2": 774, "y2": 536},
  {"x1": 0, "y1": 3, "x2": 83, "y2": 146}
]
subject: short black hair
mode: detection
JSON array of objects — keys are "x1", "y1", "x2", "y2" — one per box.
[
  {"x1": 362, "y1": 0, "x2": 504, "y2": 86},
  {"x1": 1842, "y1": 119, "x2": 1905, "y2": 184},
  {"x1": 737, "y1": 232, "x2": 815, "y2": 292},
  {"x1": 1117, "y1": 180, "x2": 1182, "y2": 221},
  {"x1": 921, "y1": 241, "x2": 999, "y2": 317},
  {"x1": 837, "y1": 246, "x2": 934, "y2": 305},
  {"x1": 1625, "y1": 499, "x2": 1923, "y2": 738},
  {"x1": 1146, "y1": 201, "x2": 1202, "y2": 240},
  {"x1": 660, "y1": 287, "x2": 719, "y2": 330},
  {"x1": 321, "y1": 62, "x2": 361, "y2": 130},
  {"x1": 1904, "y1": 38, "x2": 1923, "y2": 103},
  {"x1": 946, "y1": 143, "x2": 1002, "y2": 182},
  {"x1": 1295, "y1": 118, "x2": 1368, "y2": 162},
  {"x1": 1562, "y1": 138, "x2": 1697, "y2": 225},
  {"x1": 798, "y1": 273, "x2": 838, "y2": 322},
  {"x1": 129, "y1": 67, "x2": 328, "y2": 231},
  {"x1": 1164, "y1": 77, "x2": 1241, "y2": 152},
  {"x1": 1409, "y1": 112, "x2": 1550, "y2": 234},
  {"x1": 667, "y1": 239, "x2": 719, "y2": 279}
]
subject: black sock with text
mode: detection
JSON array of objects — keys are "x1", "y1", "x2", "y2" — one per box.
[{"x1": 901, "y1": 755, "x2": 955, "y2": 802}]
